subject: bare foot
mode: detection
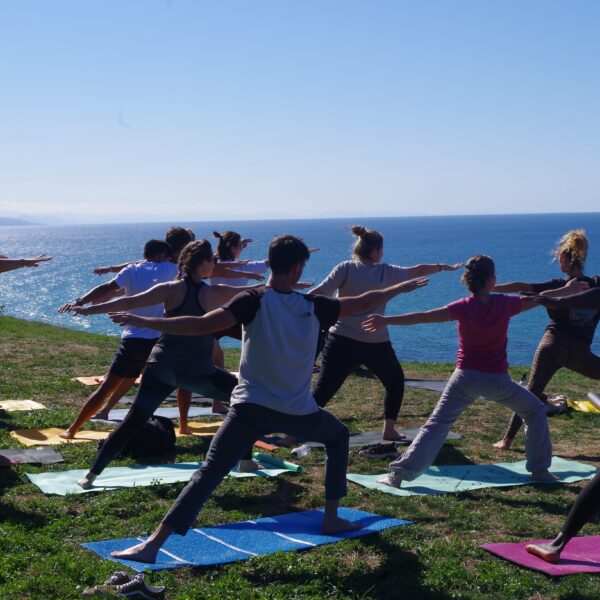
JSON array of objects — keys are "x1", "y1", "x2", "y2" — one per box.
[
  {"x1": 377, "y1": 471, "x2": 403, "y2": 488},
  {"x1": 322, "y1": 516, "x2": 363, "y2": 535},
  {"x1": 525, "y1": 542, "x2": 562, "y2": 563},
  {"x1": 111, "y1": 541, "x2": 159, "y2": 563},
  {"x1": 178, "y1": 424, "x2": 193, "y2": 435},
  {"x1": 237, "y1": 459, "x2": 260, "y2": 473},
  {"x1": 77, "y1": 473, "x2": 97, "y2": 489},
  {"x1": 382, "y1": 429, "x2": 406, "y2": 442},
  {"x1": 531, "y1": 469, "x2": 560, "y2": 482},
  {"x1": 59, "y1": 430, "x2": 76, "y2": 440},
  {"x1": 493, "y1": 438, "x2": 512, "y2": 450},
  {"x1": 212, "y1": 401, "x2": 229, "y2": 415}
]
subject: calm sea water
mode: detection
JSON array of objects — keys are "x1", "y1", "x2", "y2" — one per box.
[{"x1": 2, "y1": 214, "x2": 600, "y2": 365}]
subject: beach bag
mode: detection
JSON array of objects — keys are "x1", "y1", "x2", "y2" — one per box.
[{"x1": 98, "y1": 416, "x2": 176, "y2": 459}]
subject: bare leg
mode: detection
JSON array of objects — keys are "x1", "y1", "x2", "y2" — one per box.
[
  {"x1": 177, "y1": 389, "x2": 193, "y2": 435},
  {"x1": 111, "y1": 523, "x2": 174, "y2": 563},
  {"x1": 94, "y1": 376, "x2": 136, "y2": 420},
  {"x1": 322, "y1": 499, "x2": 362, "y2": 534},
  {"x1": 61, "y1": 373, "x2": 125, "y2": 439}
]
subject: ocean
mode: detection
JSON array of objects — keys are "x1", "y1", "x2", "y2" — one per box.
[{"x1": 1, "y1": 213, "x2": 600, "y2": 366}]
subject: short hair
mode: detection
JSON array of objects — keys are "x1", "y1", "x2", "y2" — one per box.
[
  {"x1": 461, "y1": 255, "x2": 495, "y2": 293},
  {"x1": 351, "y1": 225, "x2": 383, "y2": 260},
  {"x1": 268, "y1": 235, "x2": 310, "y2": 275},
  {"x1": 143, "y1": 239, "x2": 172, "y2": 261},
  {"x1": 178, "y1": 240, "x2": 213, "y2": 279},
  {"x1": 166, "y1": 226, "x2": 195, "y2": 255}
]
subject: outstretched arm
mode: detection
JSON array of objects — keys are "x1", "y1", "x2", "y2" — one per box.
[
  {"x1": 201, "y1": 282, "x2": 265, "y2": 312},
  {"x1": 338, "y1": 278, "x2": 428, "y2": 318},
  {"x1": 110, "y1": 307, "x2": 236, "y2": 336},
  {"x1": 406, "y1": 262, "x2": 463, "y2": 278},
  {"x1": 362, "y1": 307, "x2": 452, "y2": 332},
  {"x1": 58, "y1": 280, "x2": 120, "y2": 313},
  {"x1": 71, "y1": 281, "x2": 174, "y2": 315},
  {"x1": 521, "y1": 279, "x2": 591, "y2": 312},
  {"x1": 494, "y1": 282, "x2": 534, "y2": 293},
  {"x1": 528, "y1": 286, "x2": 600, "y2": 311},
  {"x1": 93, "y1": 261, "x2": 137, "y2": 275},
  {"x1": 0, "y1": 254, "x2": 53, "y2": 274}
]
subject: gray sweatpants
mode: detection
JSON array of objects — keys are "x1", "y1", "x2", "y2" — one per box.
[
  {"x1": 162, "y1": 402, "x2": 349, "y2": 534},
  {"x1": 389, "y1": 368, "x2": 552, "y2": 480}
]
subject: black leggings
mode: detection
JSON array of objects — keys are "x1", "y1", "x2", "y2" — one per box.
[
  {"x1": 90, "y1": 362, "x2": 243, "y2": 475},
  {"x1": 312, "y1": 333, "x2": 404, "y2": 421},
  {"x1": 560, "y1": 470, "x2": 600, "y2": 542}
]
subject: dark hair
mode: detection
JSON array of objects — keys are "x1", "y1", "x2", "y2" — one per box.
[
  {"x1": 166, "y1": 226, "x2": 196, "y2": 256},
  {"x1": 461, "y1": 255, "x2": 495, "y2": 293},
  {"x1": 351, "y1": 225, "x2": 383, "y2": 260},
  {"x1": 178, "y1": 240, "x2": 213, "y2": 280},
  {"x1": 143, "y1": 239, "x2": 172, "y2": 261},
  {"x1": 268, "y1": 235, "x2": 310, "y2": 275},
  {"x1": 212, "y1": 230, "x2": 242, "y2": 261}
]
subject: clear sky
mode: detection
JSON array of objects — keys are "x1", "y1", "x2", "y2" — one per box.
[{"x1": 1, "y1": 0, "x2": 599, "y2": 223}]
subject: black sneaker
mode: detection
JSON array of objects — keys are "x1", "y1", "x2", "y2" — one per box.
[
  {"x1": 358, "y1": 443, "x2": 399, "y2": 459},
  {"x1": 114, "y1": 574, "x2": 165, "y2": 599}
]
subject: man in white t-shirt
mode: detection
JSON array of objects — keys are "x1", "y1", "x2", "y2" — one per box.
[{"x1": 58, "y1": 239, "x2": 178, "y2": 438}]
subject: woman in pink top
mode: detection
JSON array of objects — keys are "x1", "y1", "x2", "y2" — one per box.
[{"x1": 362, "y1": 255, "x2": 566, "y2": 487}]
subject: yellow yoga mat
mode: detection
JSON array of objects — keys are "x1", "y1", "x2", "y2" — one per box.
[
  {"x1": 72, "y1": 375, "x2": 142, "y2": 386},
  {"x1": 0, "y1": 400, "x2": 46, "y2": 412},
  {"x1": 10, "y1": 421, "x2": 225, "y2": 447},
  {"x1": 11, "y1": 428, "x2": 112, "y2": 447},
  {"x1": 567, "y1": 399, "x2": 600, "y2": 414}
]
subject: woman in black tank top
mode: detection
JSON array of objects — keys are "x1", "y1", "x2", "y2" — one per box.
[{"x1": 71, "y1": 240, "x2": 263, "y2": 484}]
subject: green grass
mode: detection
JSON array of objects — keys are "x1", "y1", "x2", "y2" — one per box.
[{"x1": 1, "y1": 315, "x2": 600, "y2": 599}]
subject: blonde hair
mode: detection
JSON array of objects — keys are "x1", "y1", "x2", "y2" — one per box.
[
  {"x1": 351, "y1": 225, "x2": 383, "y2": 260},
  {"x1": 553, "y1": 230, "x2": 588, "y2": 269}
]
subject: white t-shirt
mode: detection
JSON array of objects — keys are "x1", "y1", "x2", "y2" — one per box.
[
  {"x1": 114, "y1": 261, "x2": 179, "y2": 339},
  {"x1": 315, "y1": 260, "x2": 412, "y2": 343},
  {"x1": 210, "y1": 260, "x2": 269, "y2": 287}
]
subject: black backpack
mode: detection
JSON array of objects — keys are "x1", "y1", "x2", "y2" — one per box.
[{"x1": 98, "y1": 415, "x2": 176, "y2": 459}]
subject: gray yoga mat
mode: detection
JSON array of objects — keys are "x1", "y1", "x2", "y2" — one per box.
[
  {"x1": 119, "y1": 393, "x2": 212, "y2": 406},
  {"x1": 91, "y1": 406, "x2": 222, "y2": 424},
  {"x1": 261, "y1": 428, "x2": 461, "y2": 449},
  {"x1": 405, "y1": 379, "x2": 447, "y2": 393},
  {"x1": 0, "y1": 447, "x2": 64, "y2": 465}
]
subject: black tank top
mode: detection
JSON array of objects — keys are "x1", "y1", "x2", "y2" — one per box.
[{"x1": 147, "y1": 278, "x2": 215, "y2": 374}]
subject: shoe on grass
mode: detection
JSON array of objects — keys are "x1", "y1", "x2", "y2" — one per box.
[
  {"x1": 83, "y1": 573, "x2": 165, "y2": 599},
  {"x1": 358, "y1": 442, "x2": 399, "y2": 459}
]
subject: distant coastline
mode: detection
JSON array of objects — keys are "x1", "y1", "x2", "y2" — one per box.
[{"x1": 0, "y1": 217, "x2": 37, "y2": 226}]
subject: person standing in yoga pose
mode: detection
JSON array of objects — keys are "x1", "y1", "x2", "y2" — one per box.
[
  {"x1": 520, "y1": 288, "x2": 600, "y2": 563},
  {"x1": 309, "y1": 225, "x2": 462, "y2": 442},
  {"x1": 493, "y1": 230, "x2": 600, "y2": 450},
  {"x1": 97, "y1": 235, "x2": 427, "y2": 563},
  {"x1": 70, "y1": 240, "x2": 262, "y2": 455},
  {"x1": 361, "y1": 255, "x2": 575, "y2": 487},
  {"x1": 58, "y1": 239, "x2": 177, "y2": 436}
]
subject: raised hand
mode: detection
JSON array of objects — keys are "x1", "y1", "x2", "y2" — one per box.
[
  {"x1": 362, "y1": 314, "x2": 387, "y2": 332},
  {"x1": 245, "y1": 272, "x2": 265, "y2": 281},
  {"x1": 294, "y1": 281, "x2": 313, "y2": 290},
  {"x1": 441, "y1": 262, "x2": 463, "y2": 271},
  {"x1": 92, "y1": 266, "x2": 113, "y2": 275},
  {"x1": 524, "y1": 294, "x2": 559, "y2": 307},
  {"x1": 109, "y1": 312, "x2": 144, "y2": 327},
  {"x1": 58, "y1": 302, "x2": 80, "y2": 314},
  {"x1": 240, "y1": 238, "x2": 253, "y2": 249},
  {"x1": 400, "y1": 277, "x2": 429, "y2": 292},
  {"x1": 23, "y1": 254, "x2": 53, "y2": 267},
  {"x1": 71, "y1": 306, "x2": 92, "y2": 316}
]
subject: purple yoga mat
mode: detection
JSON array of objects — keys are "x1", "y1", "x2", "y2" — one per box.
[{"x1": 482, "y1": 536, "x2": 600, "y2": 576}]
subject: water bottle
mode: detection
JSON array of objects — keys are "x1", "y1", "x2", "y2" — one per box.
[{"x1": 291, "y1": 443, "x2": 312, "y2": 458}]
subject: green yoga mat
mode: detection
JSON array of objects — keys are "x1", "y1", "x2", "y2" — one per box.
[
  {"x1": 347, "y1": 456, "x2": 595, "y2": 497},
  {"x1": 27, "y1": 453, "x2": 300, "y2": 495}
]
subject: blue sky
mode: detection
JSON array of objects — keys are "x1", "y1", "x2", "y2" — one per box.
[{"x1": 1, "y1": 1, "x2": 599, "y2": 223}]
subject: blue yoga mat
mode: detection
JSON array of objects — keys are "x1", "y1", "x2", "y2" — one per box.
[{"x1": 82, "y1": 507, "x2": 411, "y2": 571}]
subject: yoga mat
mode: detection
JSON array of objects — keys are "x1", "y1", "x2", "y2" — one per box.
[
  {"x1": 0, "y1": 399, "x2": 46, "y2": 412},
  {"x1": 10, "y1": 428, "x2": 112, "y2": 447},
  {"x1": 120, "y1": 394, "x2": 213, "y2": 406},
  {"x1": 90, "y1": 406, "x2": 220, "y2": 423},
  {"x1": 405, "y1": 379, "x2": 448, "y2": 393},
  {"x1": 10, "y1": 422, "x2": 225, "y2": 447},
  {"x1": 482, "y1": 536, "x2": 600, "y2": 576},
  {"x1": 568, "y1": 397, "x2": 600, "y2": 414},
  {"x1": 26, "y1": 453, "x2": 300, "y2": 495},
  {"x1": 347, "y1": 456, "x2": 596, "y2": 497},
  {"x1": 0, "y1": 447, "x2": 64, "y2": 466},
  {"x1": 82, "y1": 507, "x2": 411, "y2": 572},
  {"x1": 261, "y1": 428, "x2": 461, "y2": 449},
  {"x1": 73, "y1": 376, "x2": 141, "y2": 386}
]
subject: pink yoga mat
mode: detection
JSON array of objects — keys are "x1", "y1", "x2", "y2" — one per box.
[{"x1": 482, "y1": 536, "x2": 600, "y2": 576}]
